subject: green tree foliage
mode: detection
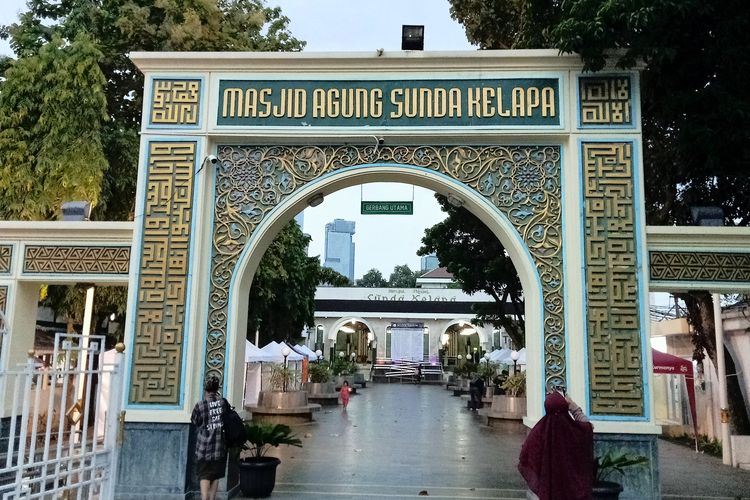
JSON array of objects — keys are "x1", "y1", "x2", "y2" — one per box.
[
  {"x1": 449, "y1": 0, "x2": 750, "y2": 431},
  {"x1": 0, "y1": 34, "x2": 108, "y2": 219},
  {"x1": 387, "y1": 264, "x2": 418, "y2": 288},
  {"x1": 42, "y1": 284, "x2": 128, "y2": 347},
  {"x1": 2, "y1": 0, "x2": 305, "y2": 219},
  {"x1": 356, "y1": 268, "x2": 387, "y2": 287},
  {"x1": 419, "y1": 194, "x2": 524, "y2": 348},
  {"x1": 247, "y1": 221, "x2": 348, "y2": 346},
  {"x1": 0, "y1": 1, "x2": 305, "y2": 353}
]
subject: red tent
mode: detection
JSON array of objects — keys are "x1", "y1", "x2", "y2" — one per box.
[{"x1": 652, "y1": 348, "x2": 698, "y2": 449}]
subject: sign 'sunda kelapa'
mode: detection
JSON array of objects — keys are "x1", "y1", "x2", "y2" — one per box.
[{"x1": 218, "y1": 79, "x2": 559, "y2": 127}]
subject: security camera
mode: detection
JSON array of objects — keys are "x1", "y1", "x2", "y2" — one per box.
[
  {"x1": 377, "y1": 138, "x2": 385, "y2": 145},
  {"x1": 206, "y1": 155, "x2": 219, "y2": 165}
]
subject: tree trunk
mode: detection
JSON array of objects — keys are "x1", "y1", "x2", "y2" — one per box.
[{"x1": 676, "y1": 291, "x2": 750, "y2": 435}]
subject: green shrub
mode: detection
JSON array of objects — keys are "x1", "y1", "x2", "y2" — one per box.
[
  {"x1": 330, "y1": 357, "x2": 355, "y2": 376},
  {"x1": 308, "y1": 363, "x2": 331, "y2": 383},
  {"x1": 479, "y1": 361, "x2": 499, "y2": 384},
  {"x1": 594, "y1": 450, "x2": 649, "y2": 482},
  {"x1": 501, "y1": 371, "x2": 526, "y2": 397},
  {"x1": 269, "y1": 364, "x2": 296, "y2": 391}
]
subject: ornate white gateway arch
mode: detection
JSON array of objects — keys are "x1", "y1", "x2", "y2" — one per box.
[{"x1": 117, "y1": 50, "x2": 659, "y2": 497}]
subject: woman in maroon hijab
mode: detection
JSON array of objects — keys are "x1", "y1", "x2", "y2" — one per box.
[{"x1": 518, "y1": 389, "x2": 594, "y2": 500}]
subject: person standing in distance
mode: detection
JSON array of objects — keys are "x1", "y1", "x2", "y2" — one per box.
[{"x1": 191, "y1": 376, "x2": 227, "y2": 500}]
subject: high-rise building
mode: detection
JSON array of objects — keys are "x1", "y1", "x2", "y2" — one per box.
[
  {"x1": 420, "y1": 253, "x2": 440, "y2": 272},
  {"x1": 323, "y1": 219, "x2": 355, "y2": 282}
]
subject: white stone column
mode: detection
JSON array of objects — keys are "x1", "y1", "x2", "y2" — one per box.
[{"x1": 712, "y1": 293, "x2": 732, "y2": 465}]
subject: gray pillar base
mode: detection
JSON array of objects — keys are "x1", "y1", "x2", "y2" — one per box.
[
  {"x1": 594, "y1": 433, "x2": 660, "y2": 500},
  {"x1": 115, "y1": 421, "x2": 239, "y2": 499},
  {"x1": 115, "y1": 422, "x2": 193, "y2": 499}
]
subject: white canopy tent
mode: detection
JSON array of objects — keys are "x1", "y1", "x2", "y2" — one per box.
[
  {"x1": 245, "y1": 340, "x2": 277, "y2": 362},
  {"x1": 488, "y1": 348, "x2": 511, "y2": 363},
  {"x1": 259, "y1": 341, "x2": 305, "y2": 362},
  {"x1": 293, "y1": 344, "x2": 318, "y2": 361}
]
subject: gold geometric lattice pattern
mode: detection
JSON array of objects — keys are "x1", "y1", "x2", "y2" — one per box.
[
  {"x1": 0, "y1": 285, "x2": 7, "y2": 315},
  {"x1": 129, "y1": 142, "x2": 196, "y2": 405},
  {"x1": 650, "y1": 251, "x2": 750, "y2": 282},
  {"x1": 0, "y1": 245, "x2": 11, "y2": 273},
  {"x1": 23, "y1": 246, "x2": 130, "y2": 274},
  {"x1": 207, "y1": 145, "x2": 566, "y2": 391},
  {"x1": 583, "y1": 142, "x2": 644, "y2": 416},
  {"x1": 150, "y1": 80, "x2": 200, "y2": 125},
  {"x1": 580, "y1": 77, "x2": 632, "y2": 126}
]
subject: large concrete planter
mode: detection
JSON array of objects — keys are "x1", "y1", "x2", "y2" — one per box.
[
  {"x1": 488, "y1": 395, "x2": 527, "y2": 419},
  {"x1": 257, "y1": 390, "x2": 308, "y2": 409},
  {"x1": 304, "y1": 382, "x2": 334, "y2": 396},
  {"x1": 248, "y1": 391, "x2": 321, "y2": 424}
]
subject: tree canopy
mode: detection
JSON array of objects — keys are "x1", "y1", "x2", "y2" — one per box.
[
  {"x1": 449, "y1": 0, "x2": 750, "y2": 432},
  {"x1": 450, "y1": 0, "x2": 750, "y2": 226},
  {"x1": 387, "y1": 264, "x2": 419, "y2": 288},
  {"x1": 248, "y1": 221, "x2": 349, "y2": 346},
  {"x1": 419, "y1": 195, "x2": 524, "y2": 348},
  {"x1": 1, "y1": 0, "x2": 305, "y2": 220},
  {"x1": 356, "y1": 268, "x2": 388, "y2": 288},
  {"x1": 0, "y1": 33, "x2": 108, "y2": 219}
]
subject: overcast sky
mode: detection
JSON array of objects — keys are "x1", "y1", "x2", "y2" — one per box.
[{"x1": 272, "y1": 1, "x2": 476, "y2": 279}]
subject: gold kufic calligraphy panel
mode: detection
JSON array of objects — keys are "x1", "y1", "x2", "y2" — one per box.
[
  {"x1": 580, "y1": 77, "x2": 632, "y2": 126},
  {"x1": 650, "y1": 251, "x2": 750, "y2": 282},
  {"x1": 583, "y1": 142, "x2": 644, "y2": 416},
  {"x1": 150, "y1": 79, "x2": 201, "y2": 125},
  {"x1": 0, "y1": 245, "x2": 11, "y2": 273},
  {"x1": 207, "y1": 145, "x2": 566, "y2": 392},
  {"x1": 23, "y1": 246, "x2": 130, "y2": 274},
  {"x1": 129, "y1": 141, "x2": 196, "y2": 405}
]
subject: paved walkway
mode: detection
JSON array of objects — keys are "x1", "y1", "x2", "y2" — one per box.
[{"x1": 241, "y1": 383, "x2": 750, "y2": 499}]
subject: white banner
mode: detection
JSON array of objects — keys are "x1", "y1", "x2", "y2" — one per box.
[{"x1": 391, "y1": 327, "x2": 423, "y2": 361}]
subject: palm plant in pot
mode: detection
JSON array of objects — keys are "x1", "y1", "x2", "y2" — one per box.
[
  {"x1": 592, "y1": 450, "x2": 649, "y2": 500},
  {"x1": 238, "y1": 422, "x2": 302, "y2": 498}
]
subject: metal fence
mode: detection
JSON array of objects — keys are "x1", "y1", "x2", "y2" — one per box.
[{"x1": 0, "y1": 333, "x2": 124, "y2": 499}]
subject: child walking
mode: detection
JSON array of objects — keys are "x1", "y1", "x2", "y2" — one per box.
[{"x1": 340, "y1": 380, "x2": 352, "y2": 409}]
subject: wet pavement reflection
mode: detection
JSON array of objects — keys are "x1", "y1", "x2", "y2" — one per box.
[{"x1": 253, "y1": 383, "x2": 528, "y2": 499}]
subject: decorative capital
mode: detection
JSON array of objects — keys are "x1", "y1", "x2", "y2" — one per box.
[
  {"x1": 579, "y1": 76, "x2": 632, "y2": 127},
  {"x1": 150, "y1": 79, "x2": 201, "y2": 126}
]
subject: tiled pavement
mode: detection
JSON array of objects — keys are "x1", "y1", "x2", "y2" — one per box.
[{"x1": 240, "y1": 384, "x2": 750, "y2": 499}]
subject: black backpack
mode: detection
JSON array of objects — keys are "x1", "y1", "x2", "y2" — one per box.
[{"x1": 222, "y1": 398, "x2": 246, "y2": 449}]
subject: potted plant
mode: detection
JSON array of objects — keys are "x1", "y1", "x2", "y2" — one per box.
[
  {"x1": 257, "y1": 364, "x2": 307, "y2": 409},
  {"x1": 592, "y1": 450, "x2": 649, "y2": 500},
  {"x1": 308, "y1": 362, "x2": 331, "y2": 383},
  {"x1": 330, "y1": 357, "x2": 356, "y2": 388},
  {"x1": 306, "y1": 363, "x2": 333, "y2": 396},
  {"x1": 479, "y1": 361, "x2": 499, "y2": 398},
  {"x1": 492, "y1": 372, "x2": 508, "y2": 395},
  {"x1": 491, "y1": 370, "x2": 526, "y2": 418},
  {"x1": 269, "y1": 364, "x2": 296, "y2": 392},
  {"x1": 501, "y1": 370, "x2": 526, "y2": 397},
  {"x1": 238, "y1": 422, "x2": 303, "y2": 498}
]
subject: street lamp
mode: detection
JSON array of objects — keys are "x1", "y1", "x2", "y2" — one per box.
[
  {"x1": 338, "y1": 351, "x2": 345, "y2": 359},
  {"x1": 483, "y1": 353, "x2": 491, "y2": 363},
  {"x1": 511, "y1": 349, "x2": 520, "y2": 375},
  {"x1": 281, "y1": 345, "x2": 291, "y2": 392},
  {"x1": 315, "y1": 349, "x2": 323, "y2": 364},
  {"x1": 456, "y1": 354, "x2": 463, "y2": 367}
]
